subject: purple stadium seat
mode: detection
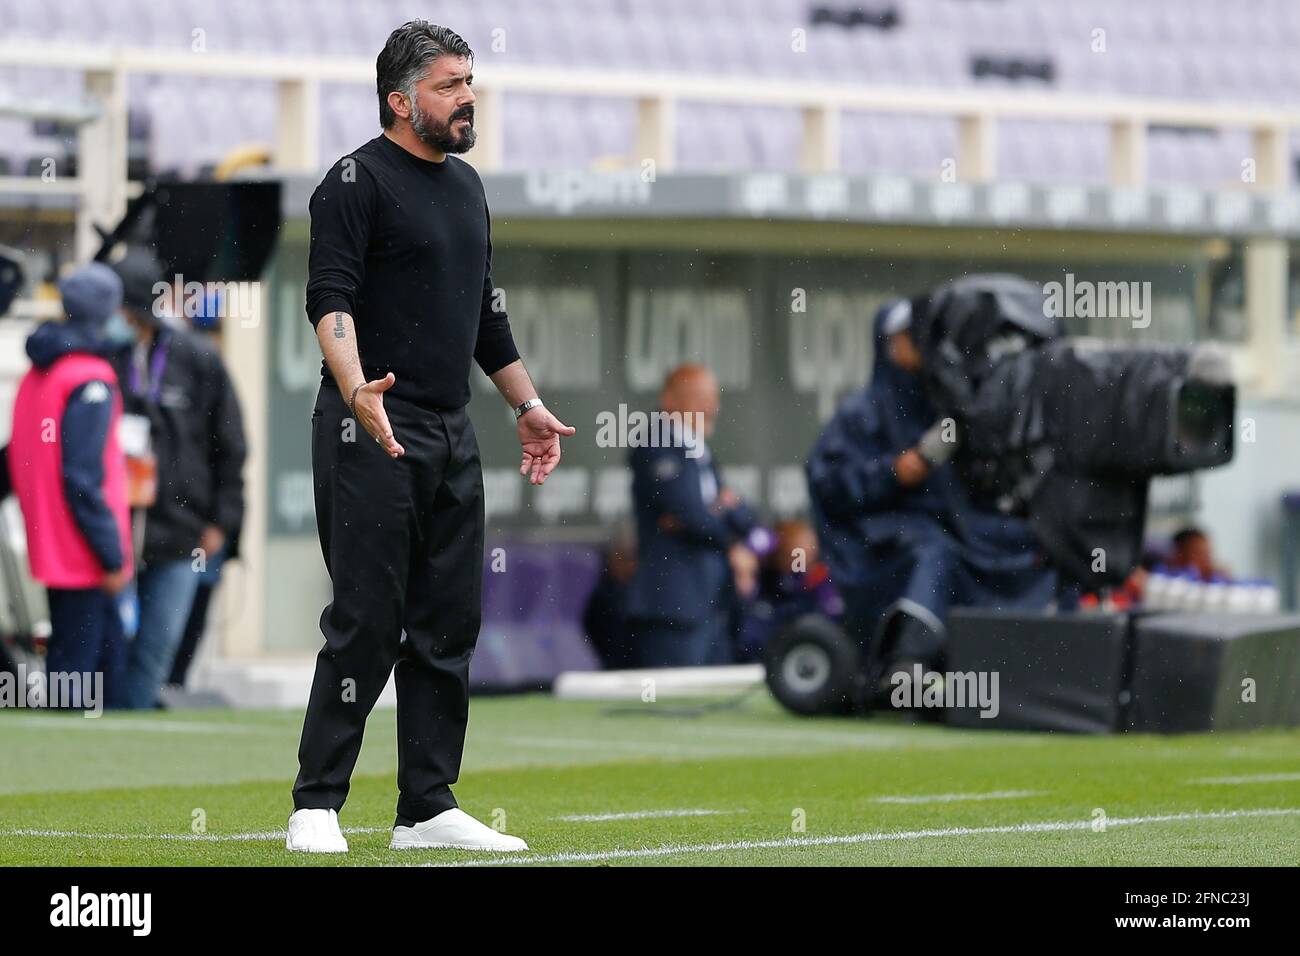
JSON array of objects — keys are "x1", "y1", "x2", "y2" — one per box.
[{"x1": 0, "y1": 0, "x2": 1291, "y2": 185}]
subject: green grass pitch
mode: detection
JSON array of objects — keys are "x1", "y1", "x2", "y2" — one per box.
[{"x1": 1, "y1": 691, "x2": 1297, "y2": 866}]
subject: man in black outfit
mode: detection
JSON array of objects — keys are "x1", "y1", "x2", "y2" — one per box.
[
  {"x1": 107, "y1": 248, "x2": 246, "y2": 711},
  {"x1": 288, "y1": 21, "x2": 575, "y2": 854}
]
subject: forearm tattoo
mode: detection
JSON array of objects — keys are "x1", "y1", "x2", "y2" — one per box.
[{"x1": 333, "y1": 311, "x2": 346, "y2": 339}]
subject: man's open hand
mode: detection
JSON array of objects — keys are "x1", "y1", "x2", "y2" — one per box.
[
  {"x1": 351, "y1": 373, "x2": 405, "y2": 458},
  {"x1": 517, "y1": 405, "x2": 576, "y2": 485}
]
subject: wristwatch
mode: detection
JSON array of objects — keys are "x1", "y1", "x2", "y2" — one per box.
[{"x1": 514, "y1": 397, "x2": 544, "y2": 420}]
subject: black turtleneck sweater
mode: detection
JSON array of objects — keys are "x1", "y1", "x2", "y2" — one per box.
[{"x1": 304, "y1": 133, "x2": 519, "y2": 410}]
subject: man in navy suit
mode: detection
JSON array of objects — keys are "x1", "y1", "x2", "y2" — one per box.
[{"x1": 626, "y1": 365, "x2": 762, "y2": 668}]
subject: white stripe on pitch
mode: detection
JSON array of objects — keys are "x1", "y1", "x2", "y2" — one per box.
[
  {"x1": 873, "y1": 790, "x2": 1044, "y2": 805},
  {"x1": 416, "y1": 807, "x2": 1300, "y2": 867},
  {"x1": 5, "y1": 807, "x2": 1296, "y2": 858},
  {"x1": 0, "y1": 715, "x2": 280, "y2": 735},
  {"x1": 554, "y1": 808, "x2": 744, "y2": 822},
  {"x1": 1188, "y1": 772, "x2": 1300, "y2": 785},
  {"x1": 500, "y1": 736, "x2": 729, "y2": 755},
  {"x1": 0, "y1": 826, "x2": 388, "y2": 842}
]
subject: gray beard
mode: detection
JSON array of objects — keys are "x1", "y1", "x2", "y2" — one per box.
[{"x1": 411, "y1": 104, "x2": 476, "y2": 154}]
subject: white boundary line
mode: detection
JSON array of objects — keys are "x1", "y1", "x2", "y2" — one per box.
[
  {"x1": 1188, "y1": 772, "x2": 1300, "y2": 785},
  {"x1": 3, "y1": 808, "x2": 1295, "y2": 862},
  {"x1": 0, "y1": 715, "x2": 282, "y2": 734},
  {"x1": 554, "y1": 809, "x2": 745, "y2": 822},
  {"x1": 873, "y1": 790, "x2": 1045, "y2": 804},
  {"x1": 416, "y1": 807, "x2": 1300, "y2": 867},
  {"x1": 0, "y1": 826, "x2": 388, "y2": 842},
  {"x1": 500, "y1": 736, "x2": 730, "y2": 755}
]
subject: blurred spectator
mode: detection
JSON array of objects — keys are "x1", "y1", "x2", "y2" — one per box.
[
  {"x1": 168, "y1": 287, "x2": 237, "y2": 691},
  {"x1": 3, "y1": 263, "x2": 133, "y2": 708},
  {"x1": 582, "y1": 526, "x2": 638, "y2": 669},
  {"x1": 735, "y1": 519, "x2": 843, "y2": 663},
  {"x1": 625, "y1": 364, "x2": 764, "y2": 668},
  {"x1": 1168, "y1": 526, "x2": 1227, "y2": 582},
  {"x1": 107, "y1": 250, "x2": 246, "y2": 708},
  {"x1": 807, "y1": 300, "x2": 1055, "y2": 677}
]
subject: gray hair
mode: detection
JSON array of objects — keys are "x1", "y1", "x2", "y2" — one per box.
[{"x1": 376, "y1": 21, "x2": 473, "y2": 129}]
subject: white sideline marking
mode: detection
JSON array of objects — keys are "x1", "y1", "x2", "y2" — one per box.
[
  {"x1": 0, "y1": 715, "x2": 279, "y2": 735},
  {"x1": 415, "y1": 807, "x2": 1300, "y2": 867},
  {"x1": 555, "y1": 808, "x2": 744, "y2": 822},
  {"x1": 1188, "y1": 772, "x2": 1300, "y2": 785},
  {"x1": 663, "y1": 725, "x2": 918, "y2": 746},
  {"x1": 501, "y1": 736, "x2": 729, "y2": 755},
  {"x1": 6, "y1": 808, "x2": 1296, "y2": 860},
  {"x1": 506, "y1": 724, "x2": 1046, "y2": 754},
  {"x1": 0, "y1": 826, "x2": 388, "y2": 842},
  {"x1": 873, "y1": 790, "x2": 1044, "y2": 805},
  {"x1": 653, "y1": 722, "x2": 1051, "y2": 750}
]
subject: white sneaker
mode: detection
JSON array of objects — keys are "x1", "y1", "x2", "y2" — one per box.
[
  {"x1": 286, "y1": 808, "x2": 349, "y2": 853},
  {"x1": 390, "y1": 808, "x2": 528, "y2": 852}
]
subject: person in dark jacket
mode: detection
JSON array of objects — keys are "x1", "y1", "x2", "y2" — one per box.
[
  {"x1": 5, "y1": 263, "x2": 133, "y2": 710},
  {"x1": 168, "y1": 285, "x2": 240, "y2": 690},
  {"x1": 806, "y1": 300, "x2": 1055, "y2": 678},
  {"x1": 625, "y1": 364, "x2": 764, "y2": 668},
  {"x1": 107, "y1": 250, "x2": 246, "y2": 709},
  {"x1": 581, "y1": 527, "x2": 639, "y2": 669}
]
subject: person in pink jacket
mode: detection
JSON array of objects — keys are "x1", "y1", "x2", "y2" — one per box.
[{"x1": 5, "y1": 263, "x2": 133, "y2": 710}]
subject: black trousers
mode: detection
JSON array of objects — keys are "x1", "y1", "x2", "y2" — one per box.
[
  {"x1": 293, "y1": 383, "x2": 484, "y2": 823},
  {"x1": 168, "y1": 579, "x2": 213, "y2": 687},
  {"x1": 45, "y1": 587, "x2": 127, "y2": 710}
]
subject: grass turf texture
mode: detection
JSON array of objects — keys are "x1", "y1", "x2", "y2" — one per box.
[{"x1": 1, "y1": 692, "x2": 1297, "y2": 866}]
